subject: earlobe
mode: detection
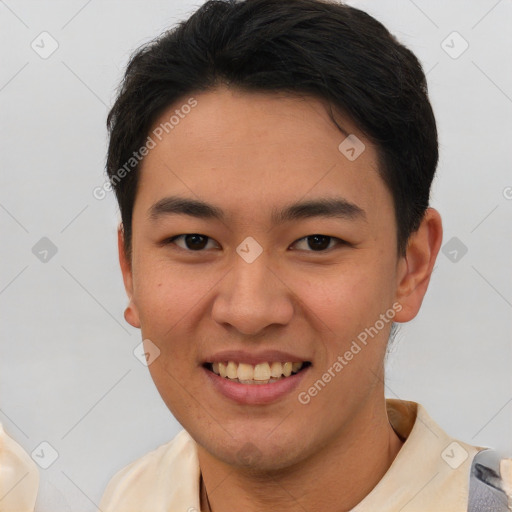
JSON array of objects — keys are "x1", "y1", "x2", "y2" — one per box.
[
  {"x1": 124, "y1": 301, "x2": 141, "y2": 329},
  {"x1": 393, "y1": 208, "x2": 443, "y2": 323},
  {"x1": 118, "y1": 225, "x2": 141, "y2": 329}
]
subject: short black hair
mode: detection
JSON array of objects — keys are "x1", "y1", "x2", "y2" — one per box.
[{"x1": 106, "y1": 0, "x2": 438, "y2": 261}]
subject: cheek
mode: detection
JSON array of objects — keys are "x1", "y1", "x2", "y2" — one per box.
[
  {"x1": 295, "y1": 260, "x2": 394, "y2": 330},
  {"x1": 133, "y1": 254, "x2": 202, "y2": 324}
]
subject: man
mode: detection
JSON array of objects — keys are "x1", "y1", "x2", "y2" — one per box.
[{"x1": 99, "y1": 0, "x2": 512, "y2": 510}]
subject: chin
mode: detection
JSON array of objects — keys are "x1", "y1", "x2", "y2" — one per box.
[{"x1": 200, "y1": 429, "x2": 311, "y2": 473}]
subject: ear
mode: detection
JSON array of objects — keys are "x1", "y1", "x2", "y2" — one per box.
[
  {"x1": 393, "y1": 208, "x2": 443, "y2": 322},
  {"x1": 118, "y1": 225, "x2": 141, "y2": 329}
]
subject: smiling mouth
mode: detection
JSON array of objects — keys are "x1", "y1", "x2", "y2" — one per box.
[{"x1": 203, "y1": 361, "x2": 312, "y2": 384}]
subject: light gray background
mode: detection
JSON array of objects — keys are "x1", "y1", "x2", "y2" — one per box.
[{"x1": 0, "y1": 0, "x2": 511, "y2": 510}]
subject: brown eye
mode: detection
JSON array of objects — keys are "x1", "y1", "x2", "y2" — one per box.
[
  {"x1": 165, "y1": 234, "x2": 218, "y2": 251},
  {"x1": 292, "y1": 235, "x2": 344, "y2": 252}
]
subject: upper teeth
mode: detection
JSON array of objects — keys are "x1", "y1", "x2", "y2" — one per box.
[{"x1": 212, "y1": 361, "x2": 304, "y2": 380}]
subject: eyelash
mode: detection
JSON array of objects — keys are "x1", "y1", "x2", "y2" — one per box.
[{"x1": 162, "y1": 234, "x2": 347, "y2": 253}]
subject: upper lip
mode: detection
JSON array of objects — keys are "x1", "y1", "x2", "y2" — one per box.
[{"x1": 202, "y1": 349, "x2": 311, "y2": 366}]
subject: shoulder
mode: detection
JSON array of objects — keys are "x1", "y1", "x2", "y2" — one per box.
[
  {"x1": 411, "y1": 402, "x2": 512, "y2": 511},
  {"x1": 99, "y1": 429, "x2": 201, "y2": 512},
  {"x1": 0, "y1": 423, "x2": 39, "y2": 511},
  {"x1": 365, "y1": 399, "x2": 509, "y2": 511}
]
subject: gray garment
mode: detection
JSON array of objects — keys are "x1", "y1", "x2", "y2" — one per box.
[{"x1": 468, "y1": 449, "x2": 511, "y2": 511}]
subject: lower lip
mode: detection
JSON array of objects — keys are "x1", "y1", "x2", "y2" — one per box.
[{"x1": 202, "y1": 365, "x2": 310, "y2": 405}]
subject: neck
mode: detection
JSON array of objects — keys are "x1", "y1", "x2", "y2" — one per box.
[{"x1": 198, "y1": 398, "x2": 404, "y2": 512}]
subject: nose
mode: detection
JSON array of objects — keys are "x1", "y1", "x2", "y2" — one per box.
[{"x1": 211, "y1": 252, "x2": 294, "y2": 336}]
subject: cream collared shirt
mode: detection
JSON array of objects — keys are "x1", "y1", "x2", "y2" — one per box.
[
  {"x1": 99, "y1": 399, "x2": 511, "y2": 511},
  {"x1": 0, "y1": 423, "x2": 39, "y2": 512}
]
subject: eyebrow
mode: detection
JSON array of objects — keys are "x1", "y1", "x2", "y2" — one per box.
[{"x1": 148, "y1": 195, "x2": 366, "y2": 224}]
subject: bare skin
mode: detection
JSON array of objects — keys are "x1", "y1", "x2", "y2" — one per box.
[{"x1": 118, "y1": 86, "x2": 443, "y2": 511}]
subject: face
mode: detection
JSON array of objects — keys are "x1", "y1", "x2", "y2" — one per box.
[{"x1": 119, "y1": 86, "x2": 426, "y2": 471}]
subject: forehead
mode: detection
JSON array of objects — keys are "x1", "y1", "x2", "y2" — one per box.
[{"x1": 134, "y1": 86, "x2": 391, "y2": 227}]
